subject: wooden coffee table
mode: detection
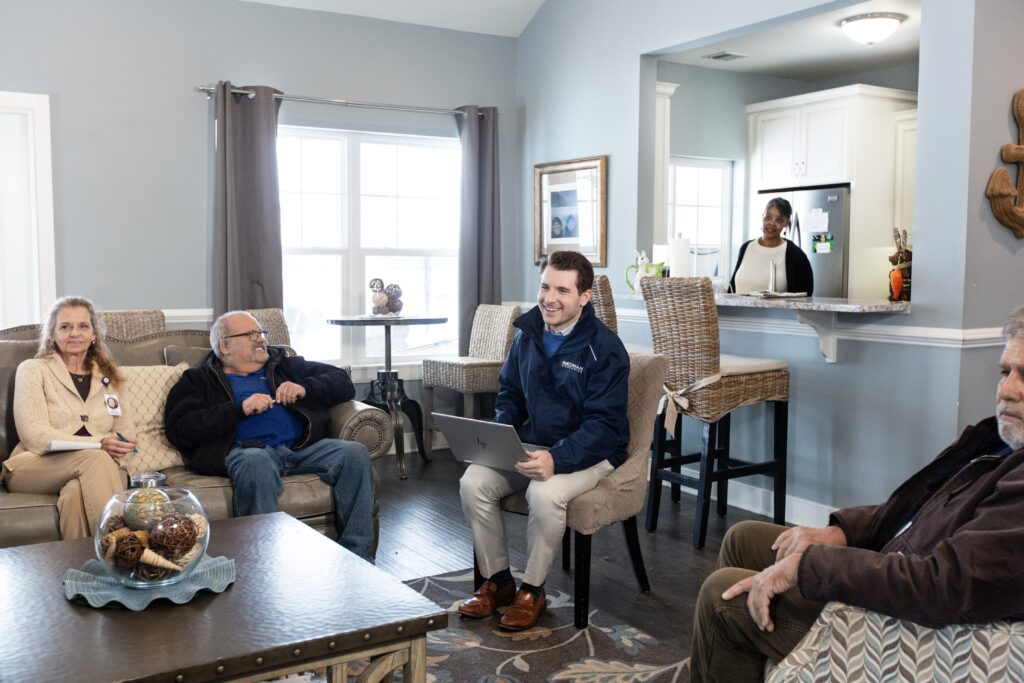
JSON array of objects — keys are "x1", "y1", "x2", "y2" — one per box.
[{"x1": 0, "y1": 513, "x2": 447, "y2": 682}]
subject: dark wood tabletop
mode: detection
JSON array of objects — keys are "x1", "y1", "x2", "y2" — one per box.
[
  {"x1": 326, "y1": 315, "x2": 448, "y2": 327},
  {"x1": 0, "y1": 513, "x2": 446, "y2": 683}
]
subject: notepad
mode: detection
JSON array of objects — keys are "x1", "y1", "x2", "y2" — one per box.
[
  {"x1": 745, "y1": 291, "x2": 809, "y2": 299},
  {"x1": 46, "y1": 440, "x2": 102, "y2": 453}
]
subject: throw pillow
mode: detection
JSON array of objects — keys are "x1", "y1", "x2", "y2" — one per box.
[
  {"x1": 163, "y1": 345, "x2": 211, "y2": 368},
  {"x1": 121, "y1": 363, "x2": 188, "y2": 474}
]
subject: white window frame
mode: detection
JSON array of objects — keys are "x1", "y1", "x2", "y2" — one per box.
[
  {"x1": 278, "y1": 125, "x2": 460, "y2": 372},
  {"x1": 0, "y1": 91, "x2": 56, "y2": 326},
  {"x1": 667, "y1": 156, "x2": 734, "y2": 280}
]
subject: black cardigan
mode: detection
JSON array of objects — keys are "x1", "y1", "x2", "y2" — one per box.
[{"x1": 729, "y1": 239, "x2": 814, "y2": 295}]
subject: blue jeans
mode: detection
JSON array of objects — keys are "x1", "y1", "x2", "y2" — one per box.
[{"x1": 224, "y1": 439, "x2": 375, "y2": 560}]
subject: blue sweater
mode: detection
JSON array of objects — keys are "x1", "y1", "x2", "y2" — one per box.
[{"x1": 494, "y1": 303, "x2": 630, "y2": 473}]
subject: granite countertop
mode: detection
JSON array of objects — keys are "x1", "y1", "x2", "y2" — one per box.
[{"x1": 714, "y1": 293, "x2": 910, "y2": 314}]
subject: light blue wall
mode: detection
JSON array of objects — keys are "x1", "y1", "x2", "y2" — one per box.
[
  {"x1": 0, "y1": 0, "x2": 518, "y2": 311},
  {"x1": 518, "y1": 0, "x2": 1021, "y2": 509}
]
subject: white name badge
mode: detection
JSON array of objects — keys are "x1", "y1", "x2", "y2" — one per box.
[{"x1": 104, "y1": 393, "x2": 122, "y2": 416}]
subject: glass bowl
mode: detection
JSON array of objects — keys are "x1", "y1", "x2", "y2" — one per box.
[{"x1": 94, "y1": 487, "x2": 210, "y2": 589}]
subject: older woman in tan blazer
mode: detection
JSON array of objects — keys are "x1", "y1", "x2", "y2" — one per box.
[{"x1": 3, "y1": 296, "x2": 138, "y2": 539}]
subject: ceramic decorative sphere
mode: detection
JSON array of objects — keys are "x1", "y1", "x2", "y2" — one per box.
[{"x1": 95, "y1": 487, "x2": 210, "y2": 589}]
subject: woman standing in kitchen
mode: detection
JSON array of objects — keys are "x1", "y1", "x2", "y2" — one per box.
[{"x1": 730, "y1": 197, "x2": 814, "y2": 295}]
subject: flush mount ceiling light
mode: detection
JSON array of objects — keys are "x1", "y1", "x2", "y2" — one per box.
[{"x1": 839, "y1": 12, "x2": 908, "y2": 46}]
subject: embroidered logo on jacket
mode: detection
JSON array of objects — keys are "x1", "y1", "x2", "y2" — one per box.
[{"x1": 560, "y1": 360, "x2": 585, "y2": 374}]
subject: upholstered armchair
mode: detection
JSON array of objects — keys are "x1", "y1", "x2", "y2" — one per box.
[{"x1": 766, "y1": 602, "x2": 1024, "y2": 682}]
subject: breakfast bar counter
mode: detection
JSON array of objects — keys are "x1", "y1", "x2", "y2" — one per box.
[{"x1": 714, "y1": 293, "x2": 910, "y2": 362}]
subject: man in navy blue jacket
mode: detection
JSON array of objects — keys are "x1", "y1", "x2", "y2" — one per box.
[{"x1": 458, "y1": 250, "x2": 630, "y2": 630}]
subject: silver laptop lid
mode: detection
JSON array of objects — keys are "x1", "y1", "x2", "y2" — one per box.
[{"x1": 432, "y1": 413, "x2": 540, "y2": 472}]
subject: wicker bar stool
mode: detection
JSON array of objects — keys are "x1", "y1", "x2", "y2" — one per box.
[
  {"x1": 422, "y1": 304, "x2": 520, "y2": 455},
  {"x1": 590, "y1": 274, "x2": 618, "y2": 334},
  {"x1": 640, "y1": 277, "x2": 789, "y2": 548}
]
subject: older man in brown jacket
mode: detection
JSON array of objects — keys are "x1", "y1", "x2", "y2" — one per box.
[{"x1": 690, "y1": 305, "x2": 1024, "y2": 682}]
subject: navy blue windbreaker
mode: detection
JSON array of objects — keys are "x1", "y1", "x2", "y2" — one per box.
[{"x1": 494, "y1": 303, "x2": 630, "y2": 473}]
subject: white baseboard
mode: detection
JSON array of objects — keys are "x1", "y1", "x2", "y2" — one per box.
[{"x1": 660, "y1": 467, "x2": 835, "y2": 527}]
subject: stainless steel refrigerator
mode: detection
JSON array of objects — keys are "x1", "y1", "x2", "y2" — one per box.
[{"x1": 758, "y1": 184, "x2": 850, "y2": 298}]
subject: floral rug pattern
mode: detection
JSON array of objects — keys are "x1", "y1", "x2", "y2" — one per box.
[{"x1": 402, "y1": 568, "x2": 690, "y2": 683}]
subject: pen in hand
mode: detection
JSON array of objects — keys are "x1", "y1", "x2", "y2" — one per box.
[{"x1": 116, "y1": 432, "x2": 139, "y2": 454}]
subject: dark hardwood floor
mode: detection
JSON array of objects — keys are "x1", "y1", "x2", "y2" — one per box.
[{"x1": 373, "y1": 449, "x2": 769, "y2": 647}]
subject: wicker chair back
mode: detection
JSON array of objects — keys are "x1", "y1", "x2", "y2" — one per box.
[
  {"x1": 640, "y1": 277, "x2": 720, "y2": 392},
  {"x1": 590, "y1": 275, "x2": 618, "y2": 334},
  {"x1": 467, "y1": 304, "x2": 521, "y2": 360}
]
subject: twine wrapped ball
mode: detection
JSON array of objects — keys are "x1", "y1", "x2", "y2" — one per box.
[
  {"x1": 112, "y1": 534, "x2": 146, "y2": 569},
  {"x1": 149, "y1": 514, "x2": 199, "y2": 561},
  {"x1": 134, "y1": 564, "x2": 172, "y2": 582},
  {"x1": 384, "y1": 283, "x2": 402, "y2": 299},
  {"x1": 369, "y1": 278, "x2": 385, "y2": 292},
  {"x1": 102, "y1": 515, "x2": 126, "y2": 535}
]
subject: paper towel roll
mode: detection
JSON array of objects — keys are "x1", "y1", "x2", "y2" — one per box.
[{"x1": 670, "y1": 238, "x2": 693, "y2": 277}]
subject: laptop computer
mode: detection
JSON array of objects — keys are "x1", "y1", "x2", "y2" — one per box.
[{"x1": 432, "y1": 413, "x2": 543, "y2": 472}]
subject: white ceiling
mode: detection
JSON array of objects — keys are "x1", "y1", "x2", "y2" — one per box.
[
  {"x1": 236, "y1": 0, "x2": 547, "y2": 38},
  {"x1": 658, "y1": 0, "x2": 921, "y2": 81}
]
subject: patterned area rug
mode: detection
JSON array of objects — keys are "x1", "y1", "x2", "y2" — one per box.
[{"x1": 402, "y1": 568, "x2": 691, "y2": 683}]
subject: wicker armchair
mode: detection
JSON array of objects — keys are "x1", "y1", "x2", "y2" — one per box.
[
  {"x1": 590, "y1": 274, "x2": 618, "y2": 334},
  {"x1": 422, "y1": 304, "x2": 520, "y2": 455},
  {"x1": 244, "y1": 308, "x2": 291, "y2": 347},
  {"x1": 766, "y1": 602, "x2": 1024, "y2": 682},
  {"x1": 98, "y1": 309, "x2": 166, "y2": 340},
  {"x1": 640, "y1": 277, "x2": 790, "y2": 548}
]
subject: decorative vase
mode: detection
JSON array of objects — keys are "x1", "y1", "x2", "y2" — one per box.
[{"x1": 94, "y1": 487, "x2": 209, "y2": 589}]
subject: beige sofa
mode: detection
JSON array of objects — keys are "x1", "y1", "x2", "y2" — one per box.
[{"x1": 0, "y1": 325, "x2": 394, "y2": 554}]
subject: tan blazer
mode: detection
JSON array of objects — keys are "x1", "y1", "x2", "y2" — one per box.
[{"x1": 5, "y1": 355, "x2": 136, "y2": 471}]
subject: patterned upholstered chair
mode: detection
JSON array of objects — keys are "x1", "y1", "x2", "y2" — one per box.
[
  {"x1": 421, "y1": 304, "x2": 520, "y2": 455},
  {"x1": 590, "y1": 274, "x2": 618, "y2": 334},
  {"x1": 479, "y1": 352, "x2": 668, "y2": 628},
  {"x1": 766, "y1": 602, "x2": 1024, "y2": 682},
  {"x1": 98, "y1": 309, "x2": 166, "y2": 339},
  {"x1": 640, "y1": 277, "x2": 790, "y2": 548}
]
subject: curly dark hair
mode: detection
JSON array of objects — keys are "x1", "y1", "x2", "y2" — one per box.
[{"x1": 540, "y1": 250, "x2": 594, "y2": 294}]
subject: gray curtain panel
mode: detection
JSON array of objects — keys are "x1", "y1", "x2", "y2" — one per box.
[
  {"x1": 212, "y1": 82, "x2": 284, "y2": 316},
  {"x1": 456, "y1": 106, "x2": 501, "y2": 355}
]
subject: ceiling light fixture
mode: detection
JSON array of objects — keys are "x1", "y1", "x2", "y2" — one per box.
[{"x1": 838, "y1": 12, "x2": 908, "y2": 46}]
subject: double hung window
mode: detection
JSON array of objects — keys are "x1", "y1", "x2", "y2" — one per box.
[
  {"x1": 277, "y1": 127, "x2": 460, "y2": 369},
  {"x1": 667, "y1": 157, "x2": 733, "y2": 279}
]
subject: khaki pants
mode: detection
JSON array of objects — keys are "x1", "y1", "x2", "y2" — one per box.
[
  {"x1": 691, "y1": 520, "x2": 826, "y2": 683},
  {"x1": 4, "y1": 449, "x2": 127, "y2": 539},
  {"x1": 459, "y1": 460, "x2": 613, "y2": 586}
]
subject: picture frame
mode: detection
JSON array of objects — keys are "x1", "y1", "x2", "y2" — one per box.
[{"x1": 534, "y1": 155, "x2": 608, "y2": 267}]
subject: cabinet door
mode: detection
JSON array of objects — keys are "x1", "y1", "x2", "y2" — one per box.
[
  {"x1": 801, "y1": 100, "x2": 849, "y2": 185},
  {"x1": 753, "y1": 109, "x2": 800, "y2": 189}
]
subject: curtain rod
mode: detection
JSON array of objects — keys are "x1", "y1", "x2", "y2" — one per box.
[{"x1": 196, "y1": 85, "x2": 474, "y2": 118}]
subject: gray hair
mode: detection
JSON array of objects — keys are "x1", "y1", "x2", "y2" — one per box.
[
  {"x1": 210, "y1": 310, "x2": 254, "y2": 359},
  {"x1": 1004, "y1": 306, "x2": 1024, "y2": 340}
]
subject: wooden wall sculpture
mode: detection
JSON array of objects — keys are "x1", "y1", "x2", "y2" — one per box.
[{"x1": 986, "y1": 89, "x2": 1024, "y2": 237}]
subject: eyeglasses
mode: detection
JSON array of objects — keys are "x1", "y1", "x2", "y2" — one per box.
[
  {"x1": 222, "y1": 329, "x2": 269, "y2": 343},
  {"x1": 762, "y1": 214, "x2": 789, "y2": 227}
]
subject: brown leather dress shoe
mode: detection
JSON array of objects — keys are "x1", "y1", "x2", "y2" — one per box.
[
  {"x1": 498, "y1": 588, "x2": 546, "y2": 631},
  {"x1": 457, "y1": 580, "x2": 516, "y2": 618}
]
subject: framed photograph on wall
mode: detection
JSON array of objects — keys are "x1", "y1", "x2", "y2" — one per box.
[{"x1": 534, "y1": 155, "x2": 608, "y2": 266}]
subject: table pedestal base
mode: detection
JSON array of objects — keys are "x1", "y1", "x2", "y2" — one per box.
[{"x1": 362, "y1": 371, "x2": 429, "y2": 479}]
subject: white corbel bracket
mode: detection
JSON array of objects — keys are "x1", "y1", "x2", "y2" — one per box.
[{"x1": 795, "y1": 310, "x2": 838, "y2": 363}]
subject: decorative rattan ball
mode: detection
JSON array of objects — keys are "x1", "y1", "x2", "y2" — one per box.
[
  {"x1": 387, "y1": 296, "x2": 403, "y2": 313},
  {"x1": 369, "y1": 278, "x2": 384, "y2": 292},
  {"x1": 113, "y1": 534, "x2": 146, "y2": 568},
  {"x1": 149, "y1": 514, "x2": 199, "y2": 560},
  {"x1": 384, "y1": 283, "x2": 402, "y2": 299},
  {"x1": 134, "y1": 564, "x2": 172, "y2": 582},
  {"x1": 102, "y1": 515, "x2": 125, "y2": 535}
]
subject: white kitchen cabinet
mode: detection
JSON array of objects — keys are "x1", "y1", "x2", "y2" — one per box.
[{"x1": 747, "y1": 85, "x2": 917, "y2": 298}]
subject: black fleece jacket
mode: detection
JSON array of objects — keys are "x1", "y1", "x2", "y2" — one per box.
[{"x1": 164, "y1": 347, "x2": 355, "y2": 477}]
